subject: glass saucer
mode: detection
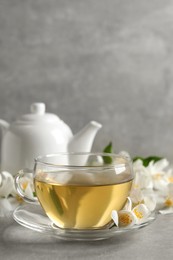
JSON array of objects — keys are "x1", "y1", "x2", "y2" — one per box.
[{"x1": 13, "y1": 204, "x2": 156, "y2": 241}]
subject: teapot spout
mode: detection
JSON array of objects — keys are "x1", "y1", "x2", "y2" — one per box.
[{"x1": 68, "y1": 121, "x2": 102, "y2": 153}]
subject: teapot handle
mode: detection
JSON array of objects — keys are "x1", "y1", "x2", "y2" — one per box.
[
  {"x1": 0, "y1": 119, "x2": 9, "y2": 134},
  {"x1": 0, "y1": 120, "x2": 9, "y2": 167},
  {"x1": 15, "y1": 169, "x2": 39, "y2": 204}
]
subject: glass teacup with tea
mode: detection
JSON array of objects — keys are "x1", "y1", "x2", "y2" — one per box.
[{"x1": 15, "y1": 153, "x2": 134, "y2": 230}]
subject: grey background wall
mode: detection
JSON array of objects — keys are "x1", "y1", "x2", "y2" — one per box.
[{"x1": 0, "y1": 0, "x2": 173, "y2": 160}]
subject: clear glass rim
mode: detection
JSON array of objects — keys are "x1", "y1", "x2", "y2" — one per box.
[{"x1": 34, "y1": 152, "x2": 131, "y2": 169}]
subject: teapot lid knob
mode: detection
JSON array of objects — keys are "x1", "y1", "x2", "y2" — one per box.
[{"x1": 30, "y1": 103, "x2": 46, "y2": 115}]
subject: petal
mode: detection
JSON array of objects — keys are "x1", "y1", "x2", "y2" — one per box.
[
  {"x1": 147, "y1": 159, "x2": 169, "y2": 175},
  {"x1": 111, "y1": 210, "x2": 119, "y2": 227},
  {"x1": 132, "y1": 204, "x2": 150, "y2": 224},
  {"x1": 118, "y1": 210, "x2": 136, "y2": 227},
  {"x1": 130, "y1": 188, "x2": 144, "y2": 205},
  {"x1": 168, "y1": 183, "x2": 173, "y2": 197},
  {"x1": 154, "y1": 190, "x2": 167, "y2": 210},
  {"x1": 133, "y1": 159, "x2": 143, "y2": 168},
  {"x1": 154, "y1": 185, "x2": 173, "y2": 210},
  {"x1": 159, "y1": 208, "x2": 173, "y2": 215},
  {"x1": 142, "y1": 190, "x2": 156, "y2": 211},
  {"x1": 133, "y1": 162, "x2": 153, "y2": 189},
  {"x1": 123, "y1": 197, "x2": 132, "y2": 211},
  {"x1": 144, "y1": 196, "x2": 156, "y2": 212},
  {"x1": 0, "y1": 171, "x2": 14, "y2": 198},
  {"x1": 153, "y1": 159, "x2": 169, "y2": 172},
  {"x1": 24, "y1": 184, "x2": 35, "y2": 199},
  {"x1": 153, "y1": 177, "x2": 168, "y2": 191},
  {"x1": 134, "y1": 172, "x2": 153, "y2": 190},
  {"x1": 147, "y1": 161, "x2": 155, "y2": 174}
]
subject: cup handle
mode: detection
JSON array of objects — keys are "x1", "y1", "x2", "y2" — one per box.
[{"x1": 15, "y1": 169, "x2": 38, "y2": 204}]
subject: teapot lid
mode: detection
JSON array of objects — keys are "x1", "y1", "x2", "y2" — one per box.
[{"x1": 16, "y1": 103, "x2": 60, "y2": 124}]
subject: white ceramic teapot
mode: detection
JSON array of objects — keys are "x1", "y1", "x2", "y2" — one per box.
[{"x1": 0, "y1": 103, "x2": 102, "y2": 175}]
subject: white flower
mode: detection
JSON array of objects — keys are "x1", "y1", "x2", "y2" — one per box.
[
  {"x1": 158, "y1": 183, "x2": 173, "y2": 214},
  {"x1": 147, "y1": 159, "x2": 169, "y2": 175},
  {"x1": 130, "y1": 188, "x2": 144, "y2": 204},
  {"x1": 133, "y1": 160, "x2": 153, "y2": 190},
  {"x1": 112, "y1": 209, "x2": 136, "y2": 228},
  {"x1": 166, "y1": 172, "x2": 173, "y2": 185},
  {"x1": 132, "y1": 204, "x2": 150, "y2": 224},
  {"x1": 133, "y1": 158, "x2": 173, "y2": 192},
  {"x1": 130, "y1": 187, "x2": 156, "y2": 212},
  {"x1": 141, "y1": 189, "x2": 157, "y2": 212},
  {"x1": 132, "y1": 157, "x2": 173, "y2": 214},
  {"x1": 146, "y1": 159, "x2": 172, "y2": 191},
  {"x1": 164, "y1": 183, "x2": 173, "y2": 208},
  {"x1": 0, "y1": 171, "x2": 35, "y2": 217},
  {"x1": 111, "y1": 197, "x2": 150, "y2": 228},
  {"x1": 19, "y1": 173, "x2": 35, "y2": 200},
  {"x1": 0, "y1": 171, "x2": 16, "y2": 198}
]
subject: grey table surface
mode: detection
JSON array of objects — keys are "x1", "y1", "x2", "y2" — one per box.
[{"x1": 0, "y1": 212, "x2": 172, "y2": 260}]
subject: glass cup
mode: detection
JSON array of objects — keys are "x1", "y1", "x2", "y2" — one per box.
[{"x1": 15, "y1": 153, "x2": 134, "y2": 230}]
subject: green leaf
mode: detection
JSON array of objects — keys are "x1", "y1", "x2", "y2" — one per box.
[
  {"x1": 33, "y1": 191, "x2": 37, "y2": 197},
  {"x1": 102, "y1": 142, "x2": 113, "y2": 164},
  {"x1": 143, "y1": 156, "x2": 163, "y2": 167},
  {"x1": 103, "y1": 142, "x2": 113, "y2": 153},
  {"x1": 49, "y1": 189, "x2": 64, "y2": 215},
  {"x1": 133, "y1": 156, "x2": 163, "y2": 167}
]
